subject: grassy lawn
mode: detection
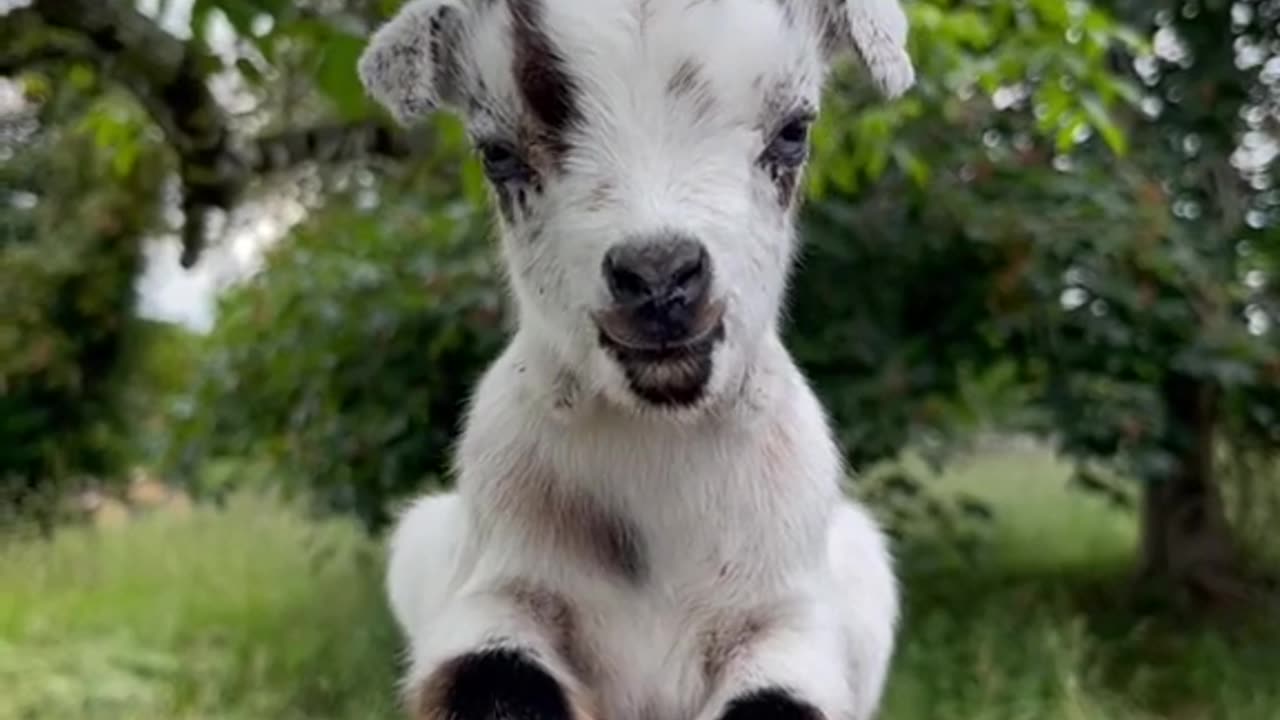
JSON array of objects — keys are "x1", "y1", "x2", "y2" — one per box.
[
  {"x1": 874, "y1": 448, "x2": 1280, "y2": 719},
  {"x1": 2, "y1": 448, "x2": 1277, "y2": 720}
]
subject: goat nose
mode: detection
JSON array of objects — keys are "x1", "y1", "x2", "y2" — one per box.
[{"x1": 603, "y1": 237, "x2": 711, "y2": 307}]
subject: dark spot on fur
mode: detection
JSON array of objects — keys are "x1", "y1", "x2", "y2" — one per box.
[
  {"x1": 667, "y1": 59, "x2": 702, "y2": 97},
  {"x1": 383, "y1": 42, "x2": 433, "y2": 117},
  {"x1": 492, "y1": 180, "x2": 539, "y2": 225},
  {"x1": 771, "y1": 164, "x2": 801, "y2": 207},
  {"x1": 667, "y1": 59, "x2": 716, "y2": 122},
  {"x1": 493, "y1": 183, "x2": 518, "y2": 223},
  {"x1": 416, "y1": 647, "x2": 572, "y2": 720},
  {"x1": 498, "y1": 459, "x2": 649, "y2": 585},
  {"x1": 584, "y1": 497, "x2": 648, "y2": 583},
  {"x1": 816, "y1": 0, "x2": 850, "y2": 57},
  {"x1": 718, "y1": 689, "x2": 825, "y2": 720},
  {"x1": 501, "y1": 580, "x2": 596, "y2": 683},
  {"x1": 553, "y1": 369, "x2": 581, "y2": 410},
  {"x1": 510, "y1": 0, "x2": 580, "y2": 163},
  {"x1": 772, "y1": 0, "x2": 799, "y2": 30},
  {"x1": 586, "y1": 179, "x2": 615, "y2": 210},
  {"x1": 701, "y1": 609, "x2": 772, "y2": 687},
  {"x1": 427, "y1": 3, "x2": 467, "y2": 106},
  {"x1": 465, "y1": 75, "x2": 493, "y2": 116}
]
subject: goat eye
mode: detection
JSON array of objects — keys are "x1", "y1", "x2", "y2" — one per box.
[
  {"x1": 764, "y1": 116, "x2": 812, "y2": 166},
  {"x1": 478, "y1": 142, "x2": 531, "y2": 183}
]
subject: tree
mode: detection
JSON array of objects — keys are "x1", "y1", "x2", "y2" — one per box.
[
  {"x1": 1, "y1": 0, "x2": 418, "y2": 264},
  {"x1": 1078, "y1": 0, "x2": 1278, "y2": 596},
  {"x1": 165, "y1": 134, "x2": 507, "y2": 530},
  {"x1": 4, "y1": 0, "x2": 1274, "y2": 600},
  {"x1": 792, "y1": 0, "x2": 1279, "y2": 600},
  {"x1": 0, "y1": 0, "x2": 424, "y2": 508},
  {"x1": 0, "y1": 66, "x2": 168, "y2": 521},
  {"x1": 0, "y1": 0, "x2": 509, "y2": 530}
]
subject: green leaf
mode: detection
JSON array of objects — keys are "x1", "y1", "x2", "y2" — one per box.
[
  {"x1": 316, "y1": 31, "x2": 373, "y2": 120},
  {"x1": 1081, "y1": 94, "x2": 1128, "y2": 155}
]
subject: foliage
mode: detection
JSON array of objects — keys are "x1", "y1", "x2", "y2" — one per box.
[
  {"x1": 1, "y1": 0, "x2": 482, "y2": 527},
  {"x1": 0, "y1": 73, "x2": 168, "y2": 516},
  {"x1": 116, "y1": 320, "x2": 203, "y2": 466},
  {"x1": 794, "y1": 0, "x2": 1149, "y2": 467},
  {"x1": 164, "y1": 122, "x2": 506, "y2": 530},
  {"x1": 2, "y1": 0, "x2": 1276, "y2": 594},
  {"x1": 791, "y1": 0, "x2": 1279, "y2": 588}
]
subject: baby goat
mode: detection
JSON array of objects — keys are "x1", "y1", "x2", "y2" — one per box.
[{"x1": 358, "y1": 1, "x2": 915, "y2": 718}]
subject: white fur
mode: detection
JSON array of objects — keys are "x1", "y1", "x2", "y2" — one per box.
[
  {"x1": 358, "y1": 0, "x2": 466, "y2": 123},
  {"x1": 364, "y1": 1, "x2": 912, "y2": 718},
  {"x1": 842, "y1": 0, "x2": 915, "y2": 97}
]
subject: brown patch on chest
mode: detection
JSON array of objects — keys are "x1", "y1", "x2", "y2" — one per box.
[
  {"x1": 500, "y1": 579, "x2": 599, "y2": 683},
  {"x1": 497, "y1": 456, "x2": 650, "y2": 585}
]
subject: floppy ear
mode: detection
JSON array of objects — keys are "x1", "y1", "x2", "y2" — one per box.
[
  {"x1": 824, "y1": 0, "x2": 915, "y2": 98},
  {"x1": 358, "y1": 0, "x2": 471, "y2": 125}
]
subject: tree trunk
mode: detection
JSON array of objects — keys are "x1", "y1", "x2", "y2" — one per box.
[{"x1": 1139, "y1": 373, "x2": 1248, "y2": 605}]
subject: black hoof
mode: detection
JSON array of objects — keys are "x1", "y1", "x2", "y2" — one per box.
[
  {"x1": 437, "y1": 648, "x2": 571, "y2": 720},
  {"x1": 719, "y1": 689, "x2": 824, "y2": 720}
]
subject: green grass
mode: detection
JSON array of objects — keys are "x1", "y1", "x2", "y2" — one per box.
[
  {"x1": 3, "y1": 449, "x2": 1278, "y2": 719},
  {"x1": 0, "y1": 494, "x2": 401, "y2": 720},
  {"x1": 874, "y1": 447, "x2": 1280, "y2": 720}
]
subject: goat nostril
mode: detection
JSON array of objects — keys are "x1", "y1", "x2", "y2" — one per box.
[
  {"x1": 666, "y1": 245, "x2": 711, "y2": 308},
  {"x1": 610, "y1": 265, "x2": 650, "y2": 301},
  {"x1": 671, "y1": 255, "x2": 706, "y2": 292}
]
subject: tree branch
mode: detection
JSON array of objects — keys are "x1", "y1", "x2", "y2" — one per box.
[
  {"x1": 245, "y1": 121, "x2": 416, "y2": 174},
  {"x1": 1, "y1": 0, "x2": 411, "y2": 267}
]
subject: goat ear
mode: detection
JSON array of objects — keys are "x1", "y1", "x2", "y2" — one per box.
[
  {"x1": 358, "y1": 0, "x2": 471, "y2": 125},
  {"x1": 824, "y1": 0, "x2": 915, "y2": 98}
]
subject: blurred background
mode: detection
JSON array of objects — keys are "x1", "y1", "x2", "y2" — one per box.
[{"x1": 1, "y1": 0, "x2": 1278, "y2": 718}]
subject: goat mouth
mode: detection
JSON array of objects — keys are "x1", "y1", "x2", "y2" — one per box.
[
  {"x1": 592, "y1": 299, "x2": 727, "y2": 363},
  {"x1": 593, "y1": 300, "x2": 726, "y2": 407}
]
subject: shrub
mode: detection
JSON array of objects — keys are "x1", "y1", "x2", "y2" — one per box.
[
  {"x1": 1, "y1": 83, "x2": 166, "y2": 521},
  {"x1": 166, "y1": 134, "x2": 507, "y2": 531}
]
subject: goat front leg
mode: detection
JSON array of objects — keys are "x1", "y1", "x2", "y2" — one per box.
[
  {"x1": 698, "y1": 502, "x2": 899, "y2": 720},
  {"x1": 696, "y1": 607, "x2": 858, "y2": 720},
  {"x1": 402, "y1": 590, "x2": 595, "y2": 720}
]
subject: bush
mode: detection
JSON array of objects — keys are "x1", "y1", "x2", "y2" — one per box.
[
  {"x1": 166, "y1": 138, "x2": 508, "y2": 530},
  {"x1": 1, "y1": 83, "x2": 166, "y2": 520}
]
